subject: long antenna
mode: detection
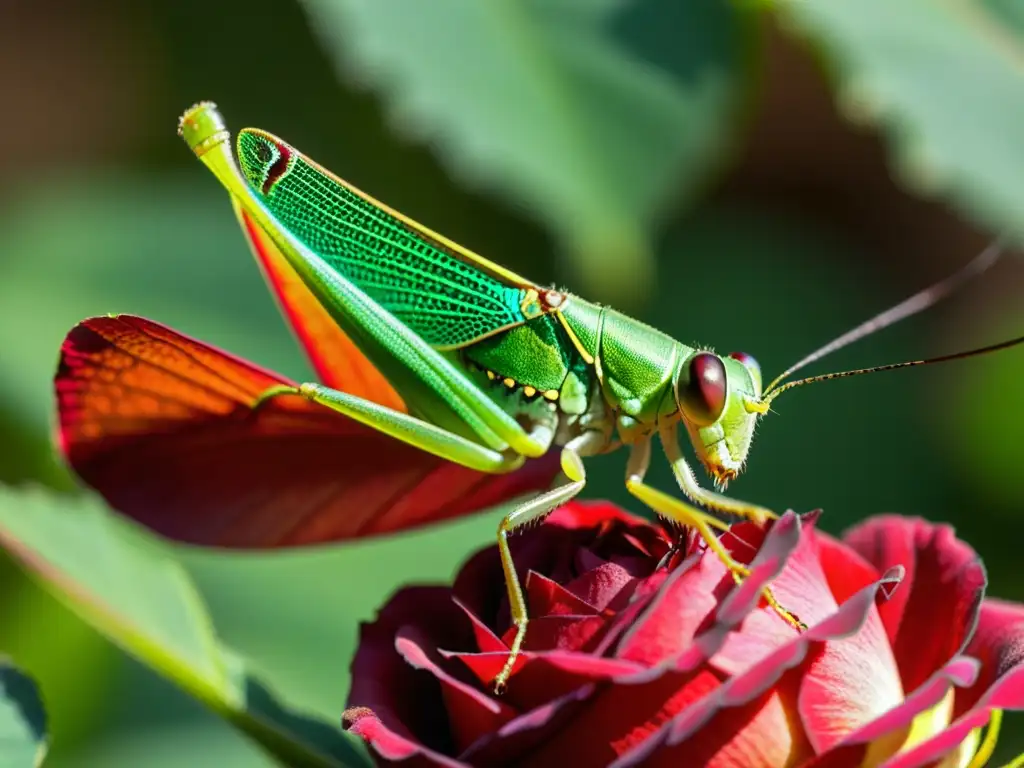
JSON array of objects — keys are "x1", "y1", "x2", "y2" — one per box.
[
  {"x1": 761, "y1": 333, "x2": 1024, "y2": 407},
  {"x1": 762, "y1": 237, "x2": 1006, "y2": 396}
]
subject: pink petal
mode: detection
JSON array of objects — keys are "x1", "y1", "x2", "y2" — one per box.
[
  {"x1": 879, "y1": 664, "x2": 1024, "y2": 768},
  {"x1": 617, "y1": 512, "x2": 804, "y2": 669},
  {"x1": 957, "y1": 597, "x2": 1024, "y2": 714},
  {"x1": 611, "y1": 569, "x2": 904, "y2": 767},
  {"x1": 342, "y1": 707, "x2": 470, "y2": 767},
  {"x1": 801, "y1": 656, "x2": 980, "y2": 768},
  {"x1": 843, "y1": 516, "x2": 985, "y2": 692}
]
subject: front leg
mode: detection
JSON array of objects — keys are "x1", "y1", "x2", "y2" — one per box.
[
  {"x1": 659, "y1": 422, "x2": 776, "y2": 524},
  {"x1": 625, "y1": 438, "x2": 805, "y2": 631}
]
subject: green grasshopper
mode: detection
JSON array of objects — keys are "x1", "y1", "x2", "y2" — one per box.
[{"x1": 176, "y1": 102, "x2": 1021, "y2": 693}]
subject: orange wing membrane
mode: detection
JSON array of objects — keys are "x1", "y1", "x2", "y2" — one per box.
[
  {"x1": 235, "y1": 205, "x2": 406, "y2": 412},
  {"x1": 55, "y1": 315, "x2": 558, "y2": 547}
]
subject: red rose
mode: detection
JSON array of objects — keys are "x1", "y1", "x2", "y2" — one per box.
[{"x1": 342, "y1": 502, "x2": 1024, "y2": 767}]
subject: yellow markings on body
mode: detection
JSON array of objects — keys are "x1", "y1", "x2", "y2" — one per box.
[
  {"x1": 503, "y1": 378, "x2": 516, "y2": 389},
  {"x1": 486, "y1": 370, "x2": 496, "y2": 381},
  {"x1": 523, "y1": 386, "x2": 537, "y2": 398},
  {"x1": 542, "y1": 389, "x2": 559, "y2": 401},
  {"x1": 520, "y1": 289, "x2": 544, "y2": 319}
]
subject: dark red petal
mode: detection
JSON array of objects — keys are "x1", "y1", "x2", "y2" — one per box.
[
  {"x1": 524, "y1": 571, "x2": 600, "y2": 617},
  {"x1": 342, "y1": 707, "x2": 470, "y2": 768},
  {"x1": 449, "y1": 649, "x2": 641, "y2": 711},
  {"x1": 560, "y1": 560, "x2": 640, "y2": 613},
  {"x1": 843, "y1": 516, "x2": 986, "y2": 693},
  {"x1": 546, "y1": 500, "x2": 651, "y2": 530},
  {"x1": 56, "y1": 315, "x2": 560, "y2": 546},
  {"x1": 346, "y1": 587, "x2": 471, "y2": 758},
  {"x1": 395, "y1": 627, "x2": 516, "y2": 753},
  {"x1": 611, "y1": 568, "x2": 904, "y2": 767},
  {"x1": 460, "y1": 684, "x2": 599, "y2": 767},
  {"x1": 522, "y1": 666, "x2": 725, "y2": 767}
]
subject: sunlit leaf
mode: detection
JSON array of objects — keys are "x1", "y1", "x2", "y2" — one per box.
[
  {"x1": 0, "y1": 486, "x2": 370, "y2": 768},
  {"x1": 299, "y1": 0, "x2": 754, "y2": 301},
  {"x1": 773, "y1": 0, "x2": 1024, "y2": 244},
  {"x1": 0, "y1": 658, "x2": 47, "y2": 768}
]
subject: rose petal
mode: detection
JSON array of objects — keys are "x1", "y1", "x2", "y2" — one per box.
[
  {"x1": 843, "y1": 516, "x2": 985, "y2": 692},
  {"x1": 615, "y1": 547, "x2": 716, "y2": 665},
  {"x1": 517, "y1": 614, "x2": 611, "y2": 653},
  {"x1": 798, "y1": 582, "x2": 905, "y2": 751},
  {"x1": 957, "y1": 597, "x2": 1024, "y2": 714},
  {"x1": 396, "y1": 627, "x2": 517, "y2": 753},
  {"x1": 612, "y1": 569, "x2": 904, "y2": 767},
  {"x1": 712, "y1": 513, "x2": 834, "y2": 677},
  {"x1": 460, "y1": 684, "x2": 600, "y2": 766},
  {"x1": 803, "y1": 656, "x2": 980, "y2": 768},
  {"x1": 547, "y1": 500, "x2": 647, "y2": 529},
  {"x1": 525, "y1": 571, "x2": 600, "y2": 616},
  {"x1": 342, "y1": 707, "x2": 470, "y2": 768},
  {"x1": 521, "y1": 667, "x2": 725, "y2": 766},
  {"x1": 562, "y1": 561, "x2": 639, "y2": 612},
  {"x1": 815, "y1": 531, "x2": 881, "y2": 606},
  {"x1": 879, "y1": 664, "x2": 1024, "y2": 768},
  {"x1": 347, "y1": 587, "x2": 476, "y2": 754},
  {"x1": 451, "y1": 597, "x2": 506, "y2": 654},
  {"x1": 449, "y1": 648, "x2": 641, "y2": 704}
]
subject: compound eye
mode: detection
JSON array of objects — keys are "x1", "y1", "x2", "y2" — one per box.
[
  {"x1": 677, "y1": 352, "x2": 727, "y2": 426},
  {"x1": 729, "y1": 351, "x2": 762, "y2": 391}
]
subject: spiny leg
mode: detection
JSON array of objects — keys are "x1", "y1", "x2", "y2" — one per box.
[
  {"x1": 493, "y1": 431, "x2": 606, "y2": 695},
  {"x1": 660, "y1": 422, "x2": 777, "y2": 524},
  {"x1": 625, "y1": 438, "x2": 806, "y2": 630}
]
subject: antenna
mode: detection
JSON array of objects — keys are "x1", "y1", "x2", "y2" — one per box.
[
  {"x1": 761, "y1": 333, "x2": 1024, "y2": 407},
  {"x1": 762, "y1": 237, "x2": 1007, "y2": 398}
]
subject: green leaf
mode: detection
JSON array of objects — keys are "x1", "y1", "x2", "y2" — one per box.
[
  {"x1": 299, "y1": 0, "x2": 754, "y2": 301},
  {"x1": 772, "y1": 0, "x2": 1024, "y2": 243},
  {"x1": 0, "y1": 658, "x2": 48, "y2": 768},
  {"x1": 0, "y1": 486, "x2": 370, "y2": 768}
]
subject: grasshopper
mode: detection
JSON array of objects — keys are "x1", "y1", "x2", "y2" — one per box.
[{"x1": 57, "y1": 101, "x2": 1022, "y2": 695}]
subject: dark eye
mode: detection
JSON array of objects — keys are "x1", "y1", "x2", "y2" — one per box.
[{"x1": 677, "y1": 352, "x2": 727, "y2": 426}]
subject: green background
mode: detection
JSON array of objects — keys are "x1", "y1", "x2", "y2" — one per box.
[{"x1": 1, "y1": 0, "x2": 1023, "y2": 764}]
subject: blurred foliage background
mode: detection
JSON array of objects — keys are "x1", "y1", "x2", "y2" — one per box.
[{"x1": 1, "y1": 0, "x2": 1023, "y2": 764}]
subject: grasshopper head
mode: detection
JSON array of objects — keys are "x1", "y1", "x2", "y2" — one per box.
[
  {"x1": 236, "y1": 128, "x2": 296, "y2": 196},
  {"x1": 674, "y1": 351, "x2": 763, "y2": 489}
]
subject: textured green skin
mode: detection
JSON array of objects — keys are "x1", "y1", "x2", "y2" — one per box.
[{"x1": 235, "y1": 128, "x2": 761, "y2": 469}]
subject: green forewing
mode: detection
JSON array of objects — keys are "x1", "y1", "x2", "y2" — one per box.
[{"x1": 237, "y1": 131, "x2": 530, "y2": 349}]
